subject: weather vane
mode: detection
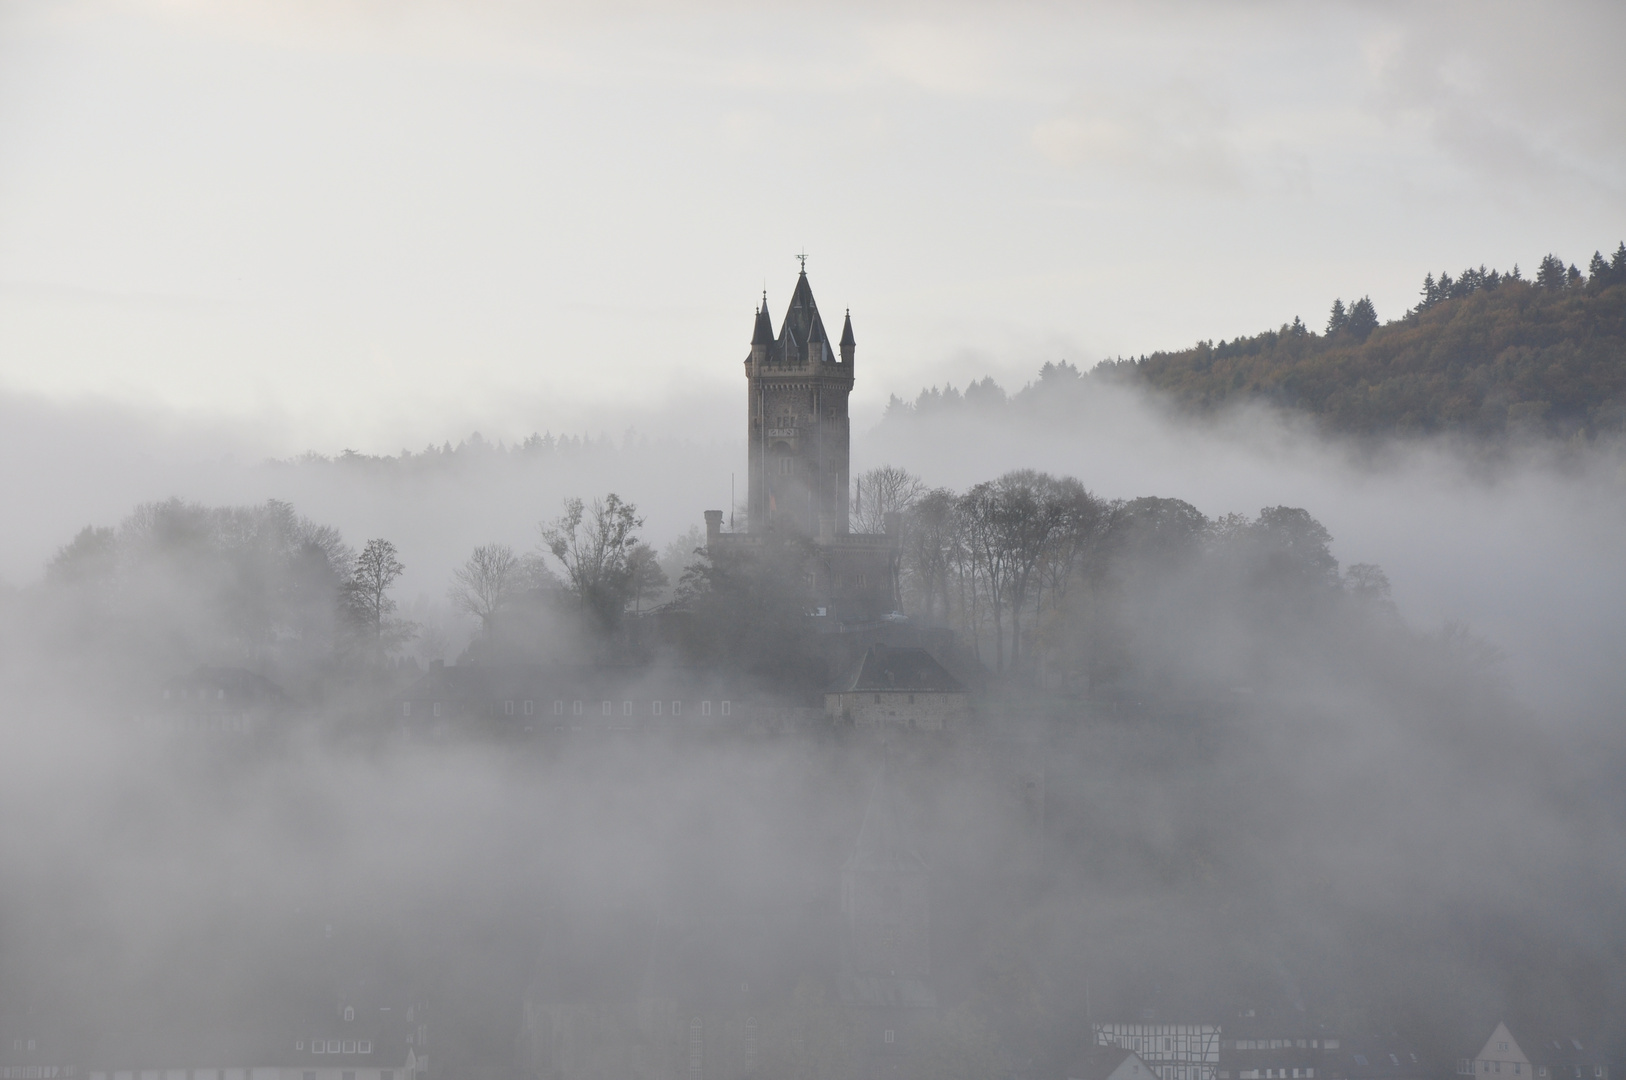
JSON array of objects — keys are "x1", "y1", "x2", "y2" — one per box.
[{"x1": 797, "y1": 249, "x2": 809, "y2": 273}]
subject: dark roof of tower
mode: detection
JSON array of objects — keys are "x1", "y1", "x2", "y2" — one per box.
[
  {"x1": 752, "y1": 296, "x2": 774, "y2": 345},
  {"x1": 845, "y1": 759, "x2": 926, "y2": 874},
  {"x1": 777, "y1": 270, "x2": 832, "y2": 359},
  {"x1": 840, "y1": 309, "x2": 855, "y2": 348}
]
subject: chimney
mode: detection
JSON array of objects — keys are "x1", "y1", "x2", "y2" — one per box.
[
  {"x1": 883, "y1": 511, "x2": 902, "y2": 539},
  {"x1": 704, "y1": 510, "x2": 723, "y2": 546}
]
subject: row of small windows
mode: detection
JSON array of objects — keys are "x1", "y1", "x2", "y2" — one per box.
[
  {"x1": 300, "y1": 1040, "x2": 372, "y2": 1055},
  {"x1": 1459, "y1": 1067, "x2": 1602, "y2": 1080},
  {"x1": 1, "y1": 1069, "x2": 63, "y2": 1079},
  {"x1": 1231, "y1": 1040, "x2": 1335, "y2": 1051},
  {"x1": 404, "y1": 700, "x2": 732, "y2": 718}
]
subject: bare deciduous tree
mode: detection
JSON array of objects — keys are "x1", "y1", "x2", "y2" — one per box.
[
  {"x1": 343, "y1": 537, "x2": 414, "y2": 657},
  {"x1": 539, "y1": 494, "x2": 643, "y2": 626},
  {"x1": 851, "y1": 465, "x2": 927, "y2": 534},
  {"x1": 450, "y1": 544, "x2": 523, "y2": 634}
]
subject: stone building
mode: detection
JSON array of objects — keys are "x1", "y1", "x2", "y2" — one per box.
[
  {"x1": 704, "y1": 265, "x2": 900, "y2": 626},
  {"x1": 825, "y1": 645, "x2": 969, "y2": 731}
]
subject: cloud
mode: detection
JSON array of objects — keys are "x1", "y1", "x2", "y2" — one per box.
[
  {"x1": 1031, "y1": 83, "x2": 1242, "y2": 190},
  {"x1": 1362, "y1": 0, "x2": 1626, "y2": 194}
]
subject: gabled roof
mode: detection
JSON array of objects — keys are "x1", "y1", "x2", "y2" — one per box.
[
  {"x1": 1069, "y1": 1047, "x2": 1154, "y2": 1080},
  {"x1": 1481, "y1": 1023, "x2": 1607, "y2": 1068},
  {"x1": 832, "y1": 645, "x2": 966, "y2": 694}
]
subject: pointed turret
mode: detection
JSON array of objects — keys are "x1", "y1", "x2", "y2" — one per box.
[
  {"x1": 839, "y1": 308, "x2": 855, "y2": 365},
  {"x1": 751, "y1": 295, "x2": 774, "y2": 346}
]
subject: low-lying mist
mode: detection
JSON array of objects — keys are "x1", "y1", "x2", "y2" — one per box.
[{"x1": 2, "y1": 370, "x2": 1623, "y2": 1079}]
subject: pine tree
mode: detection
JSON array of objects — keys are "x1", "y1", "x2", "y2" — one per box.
[
  {"x1": 1327, "y1": 298, "x2": 1349, "y2": 335},
  {"x1": 1348, "y1": 296, "x2": 1379, "y2": 341},
  {"x1": 1588, "y1": 251, "x2": 1610, "y2": 289},
  {"x1": 1420, "y1": 272, "x2": 1438, "y2": 308},
  {"x1": 1536, "y1": 254, "x2": 1567, "y2": 289}
]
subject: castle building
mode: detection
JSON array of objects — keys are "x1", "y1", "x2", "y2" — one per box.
[
  {"x1": 705, "y1": 262, "x2": 901, "y2": 625},
  {"x1": 744, "y1": 263, "x2": 856, "y2": 536}
]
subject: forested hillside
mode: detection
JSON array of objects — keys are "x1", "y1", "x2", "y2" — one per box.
[
  {"x1": 886, "y1": 244, "x2": 1626, "y2": 440},
  {"x1": 1105, "y1": 246, "x2": 1626, "y2": 437}
]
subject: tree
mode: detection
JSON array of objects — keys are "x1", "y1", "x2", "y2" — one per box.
[
  {"x1": 1343, "y1": 562, "x2": 1393, "y2": 604},
  {"x1": 624, "y1": 542, "x2": 668, "y2": 613},
  {"x1": 539, "y1": 494, "x2": 642, "y2": 629},
  {"x1": 903, "y1": 488, "x2": 960, "y2": 622},
  {"x1": 1587, "y1": 250, "x2": 1610, "y2": 290},
  {"x1": 1250, "y1": 506, "x2": 1339, "y2": 592},
  {"x1": 344, "y1": 538, "x2": 413, "y2": 657},
  {"x1": 657, "y1": 525, "x2": 707, "y2": 594},
  {"x1": 1327, "y1": 298, "x2": 1349, "y2": 335},
  {"x1": 1536, "y1": 253, "x2": 1568, "y2": 290},
  {"x1": 1347, "y1": 296, "x2": 1378, "y2": 341},
  {"x1": 852, "y1": 465, "x2": 927, "y2": 534},
  {"x1": 46, "y1": 525, "x2": 118, "y2": 586},
  {"x1": 449, "y1": 544, "x2": 522, "y2": 635},
  {"x1": 958, "y1": 481, "x2": 1014, "y2": 671}
]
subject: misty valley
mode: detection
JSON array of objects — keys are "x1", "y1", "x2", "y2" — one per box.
[{"x1": 3, "y1": 264, "x2": 1623, "y2": 1080}]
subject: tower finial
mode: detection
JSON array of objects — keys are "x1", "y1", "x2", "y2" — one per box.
[{"x1": 797, "y1": 249, "x2": 809, "y2": 274}]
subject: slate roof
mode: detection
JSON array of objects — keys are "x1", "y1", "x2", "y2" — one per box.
[
  {"x1": 832, "y1": 646, "x2": 966, "y2": 694},
  {"x1": 752, "y1": 296, "x2": 775, "y2": 345}
]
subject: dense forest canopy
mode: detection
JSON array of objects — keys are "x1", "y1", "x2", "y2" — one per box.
[{"x1": 885, "y1": 243, "x2": 1626, "y2": 441}]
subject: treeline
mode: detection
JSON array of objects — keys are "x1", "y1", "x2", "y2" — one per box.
[
  {"x1": 851, "y1": 466, "x2": 1433, "y2": 695},
  {"x1": 279, "y1": 429, "x2": 637, "y2": 476},
  {"x1": 22, "y1": 492, "x2": 688, "y2": 696},
  {"x1": 883, "y1": 242, "x2": 1626, "y2": 440},
  {"x1": 31, "y1": 499, "x2": 431, "y2": 697}
]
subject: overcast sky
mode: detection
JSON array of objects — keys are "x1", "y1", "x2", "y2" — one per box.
[{"x1": 2, "y1": 0, "x2": 1623, "y2": 453}]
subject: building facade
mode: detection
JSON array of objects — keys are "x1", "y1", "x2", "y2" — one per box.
[
  {"x1": 707, "y1": 265, "x2": 900, "y2": 625},
  {"x1": 1094, "y1": 1024, "x2": 1222, "y2": 1080},
  {"x1": 1458, "y1": 1023, "x2": 1609, "y2": 1080},
  {"x1": 744, "y1": 267, "x2": 855, "y2": 537}
]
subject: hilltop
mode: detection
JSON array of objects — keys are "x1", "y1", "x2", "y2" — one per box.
[{"x1": 885, "y1": 245, "x2": 1626, "y2": 441}]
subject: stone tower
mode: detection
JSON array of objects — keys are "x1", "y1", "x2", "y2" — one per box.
[{"x1": 745, "y1": 265, "x2": 857, "y2": 536}]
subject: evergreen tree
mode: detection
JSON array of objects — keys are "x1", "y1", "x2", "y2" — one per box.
[
  {"x1": 1537, "y1": 254, "x2": 1568, "y2": 289},
  {"x1": 1347, "y1": 296, "x2": 1379, "y2": 341},
  {"x1": 1588, "y1": 251, "x2": 1610, "y2": 290},
  {"x1": 1327, "y1": 298, "x2": 1349, "y2": 335}
]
